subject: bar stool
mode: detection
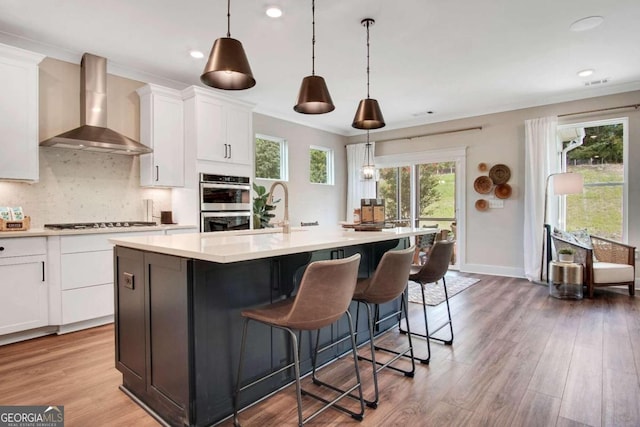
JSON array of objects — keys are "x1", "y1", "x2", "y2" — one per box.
[
  {"x1": 351, "y1": 245, "x2": 416, "y2": 408},
  {"x1": 233, "y1": 254, "x2": 365, "y2": 427},
  {"x1": 401, "y1": 240, "x2": 455, "y2": 364}
]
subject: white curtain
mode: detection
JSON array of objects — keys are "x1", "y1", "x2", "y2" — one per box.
[
  {"x1": 346, "y1": 142, "x2": 376, "y2": 221},
  {"x1": 523, "y1": 116, "x2": 559, "y2": 281}
]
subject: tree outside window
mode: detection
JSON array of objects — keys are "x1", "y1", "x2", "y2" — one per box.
[
  {"x1": 310, "y1": 146, "x2": 333, "y2": 185},
  {"x1": 255, "y1": 135, "x2": 287, "y2": 180}
]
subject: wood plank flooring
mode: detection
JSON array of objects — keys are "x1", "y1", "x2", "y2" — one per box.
[{"x1": 1, "y1": 274, "x2": 639, "y2": 426}]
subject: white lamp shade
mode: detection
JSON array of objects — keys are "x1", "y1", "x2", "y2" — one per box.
[{"x1": 553, "y1": 172, "x2": 583, "y2": 195}]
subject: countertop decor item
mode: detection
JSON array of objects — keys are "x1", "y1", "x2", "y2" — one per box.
[
  {"x1": 494, "y1": 183, "x2": 512, "y2": 199},
  {"x1": 293, "y1": 0, "x2": 335, "y2": 114},
  {"x1": 473, "y1": 176, "x2": 493, "y2": 194},
  {"x1": 0, "y1": 216, "x2": 30, "y2": 231},
  {"x1": 489, "y1": 164, "x2": 511, "y2": 184},
  {"x1": 475, "y1": 199, "x2": 488, "y2": 211}
]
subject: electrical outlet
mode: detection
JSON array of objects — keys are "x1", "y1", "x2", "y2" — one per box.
[{"x1": 488, "y1": 199, "x2": 504, "y2": 209}]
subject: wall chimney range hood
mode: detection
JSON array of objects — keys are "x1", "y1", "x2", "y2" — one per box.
[{"x1": 40, "y1": 53, "x2": 152, "y2": 155}]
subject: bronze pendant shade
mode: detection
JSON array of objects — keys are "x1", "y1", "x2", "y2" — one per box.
[
  {"x1": 200, "y1": 0, "x2": 255, "y2": 90},
  {"x1": 294, "y1": 0, "x2": 334, "y2": 114},
  {"x1": 352, "y1": 18, "x2": 385, "y2": 129}
]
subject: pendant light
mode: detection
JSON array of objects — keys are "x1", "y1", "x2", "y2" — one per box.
[
  {"x1": 361, "y1": 130, "x2": 376, "y2": 180},
  {"x1": 352, "y1": 18, "x2": 385, "y2": 129},
  {"x1": 201, "y1": 0, "x2": 256, "y2": 90},
  {"x1": 294, "y1": 0, "x2": 335, "y2": 114}
]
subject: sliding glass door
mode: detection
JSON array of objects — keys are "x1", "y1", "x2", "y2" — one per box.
[{"x1": 376, "y1": 148, "x2": 465, "y2": 269}]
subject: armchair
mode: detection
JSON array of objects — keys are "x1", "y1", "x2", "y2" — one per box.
[{"x1": 551, "y1": 234, "x2": 636, "y2": 298}]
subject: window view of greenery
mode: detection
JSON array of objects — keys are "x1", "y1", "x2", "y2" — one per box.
[
  {"x1": 377, "y1": 162, "x2": 456, "y2": 231},
  {"x1": 310, "y1": 148, "x2": 329, "y2": 184},
  {"x1": 255, "y1": 136, "x2": 283, "y2": 180},
  {"x1": 565, "y1": 123, "x2": 624, "y2": 240}
]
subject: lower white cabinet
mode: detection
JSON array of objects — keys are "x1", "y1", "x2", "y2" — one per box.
[{"x1": 0, "y1": 237, "x2": 48, "y2": 335}]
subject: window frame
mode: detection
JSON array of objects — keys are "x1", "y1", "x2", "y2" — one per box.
[
  {"x1": 254, "y1": 134, "x2": 288, "y2": 181},
  {"x1": 309, "y1": 145, "x2": 334, "y2": 185},
  {"x1": 557, "y1": 117, "x2": 629, "y2": 241}
]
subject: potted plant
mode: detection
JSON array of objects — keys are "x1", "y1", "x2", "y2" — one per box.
[
  {"x1": 252, "y1": 183, "x2": 279, "y2": 229},
  {"x1": 557, "y1": 248, "x2": 575, "y2": 263}
]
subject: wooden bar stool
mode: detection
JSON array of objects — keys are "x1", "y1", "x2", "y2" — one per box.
[
  {"x1": 352, "y1": 245, "x2": 416, "y2": 408},
  {"x1": 401, "y1": 240, "x2": 455, "y2": 364},
  {"x1": 233, "y1": 254, "x2": 365, "y2": 427}
]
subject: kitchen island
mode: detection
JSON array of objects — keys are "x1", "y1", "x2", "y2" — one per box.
[{"x1": 109, "y1": 227, "x2": 433, "y2": 426}]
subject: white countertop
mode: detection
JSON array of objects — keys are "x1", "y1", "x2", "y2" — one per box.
[
  {"x1": 109, "y1": 227, "x2": 435, "y2": 263},
  {"x1": 0, "y1": 224, "x2": 198, "y2": 238}
]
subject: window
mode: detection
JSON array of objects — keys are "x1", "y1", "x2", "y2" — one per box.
[
  {"x1": 559, "y1": 119, "x2": 627, "y2": 240},
  {"x1": 255, "y1": 134, "x2": 288, "y2": 180},
  {"x1": 309, "y1": 146, "x2": 334, "y2": 185}
]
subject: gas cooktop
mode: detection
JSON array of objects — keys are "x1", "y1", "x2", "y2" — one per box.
[{"x1": 44, "y1": 221, "x2": 158, "y2": 230}]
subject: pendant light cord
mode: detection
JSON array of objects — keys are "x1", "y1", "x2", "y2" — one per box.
[
  {"x1": 226, "y1": 0, "x2": 231, "y2": 37},
  {"x1": 365, "y1": 19, "x2": 371, "y2": 99},
  {"x1": 311, "y1": 0, "x2": 316, "y2": 76}
]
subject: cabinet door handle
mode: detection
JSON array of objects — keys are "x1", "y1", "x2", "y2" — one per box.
[
  {"x1": 41, "y1": 261, "x2": 45, "y2": 282},
  {"x1": 155, "y1": 165, "x2": 159, "y2": 181},
  {"x1": 224, "y1": 143, "x2": 229, "y2": 158},
  {"x1": 228, "y1": 144, "x2": 231, "y2": 159},
  {"x1": 0, "y1": 246, "x2": 4, "y2": 252}
]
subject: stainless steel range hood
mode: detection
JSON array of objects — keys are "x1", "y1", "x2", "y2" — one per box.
[{"x1": 40, "y1": 53, "x2": 152, "y2": 155}]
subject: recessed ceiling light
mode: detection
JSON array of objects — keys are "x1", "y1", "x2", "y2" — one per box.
[
  {"x1": 266, "y1": 6, "x2": 282, "y2": 18},
  {"x1": 190, "y1": 50, "x2": 204, "y2": 59},
  {"x1": 577, "y1": 69, "x2": 594, "y2": 77},
  {"x1": 570, "y1": 16, "x2": 604, "y2": 32}
]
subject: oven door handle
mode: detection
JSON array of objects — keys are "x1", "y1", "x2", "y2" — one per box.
[
  {"x1": 201, "y1": 211, "x2": 251, "y2": 218},
  {"x1": 200, "y1": 183, "x2": 251, "y2": 191}
]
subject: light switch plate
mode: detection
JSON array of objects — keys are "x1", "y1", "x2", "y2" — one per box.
[{"x1": 489, "y1": 199, "x2": 504, "y2": 209}]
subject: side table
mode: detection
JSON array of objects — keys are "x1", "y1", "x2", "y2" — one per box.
[{"x1": 549, "y1": 261, "x2": 584, "y2": 300}]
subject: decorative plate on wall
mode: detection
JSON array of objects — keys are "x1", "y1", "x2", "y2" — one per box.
[
  {"x1": 478, "y1": 162, "x2": 488, "y2": 172},
  {"x1": 495, "y1": 183, "x2": 512, "y2": 199},
  {"x1": 475, "y1": 199, "x2": 488, "y2": 211},
  {"x1": 473, "y1": 176, "x2": 493, "y2": 194},
  {"x1": 489, "y1": 164, "x2": 511, "y2": 184}
]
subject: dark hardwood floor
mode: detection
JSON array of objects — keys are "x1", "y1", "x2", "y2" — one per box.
[{"x1": 1, "y1": 274, "x2": 639, "y2": 427}]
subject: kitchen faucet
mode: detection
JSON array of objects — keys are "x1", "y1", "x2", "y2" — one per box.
[{"x1": 267, "y1": 181, "x2": 290, "y2": 234}]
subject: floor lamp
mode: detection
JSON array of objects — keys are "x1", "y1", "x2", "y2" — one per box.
[{"x1": 540, "y1": 172, "x2": 584, "y2": 282}]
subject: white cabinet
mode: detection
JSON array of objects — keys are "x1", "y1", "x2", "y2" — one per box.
[
  {"x1": 0, "y1": 43, "x2": 45, "y2": 181},
  {"x1": 182, "y1": 86, "x2": 253, "y2": 166},
  {"x1": 0, "y1": 237, "x2": 48, "y2": 335},
  {"x1": 137, "y1": 84, "x2": 184, "y2": 187}
]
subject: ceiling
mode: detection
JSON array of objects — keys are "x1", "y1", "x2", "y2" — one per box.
[{"x1": 1, "y1": 0, "x2": 639, "y2": 136}]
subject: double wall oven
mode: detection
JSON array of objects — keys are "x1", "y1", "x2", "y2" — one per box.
[{"x1": 200, "y1": 173, "x2": 251, "y2": 232}]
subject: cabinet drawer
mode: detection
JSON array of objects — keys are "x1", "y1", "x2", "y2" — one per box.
[
  {"x1": 0, "y1": 237, "x2": 46, "y2": 258},
  {"x1": 61, "y1": 283, "x2": 114, "y2": 325},
  {"x1": 60, "y1": 230, "x2": 163, "y2": 253},
  {"x1": 61, "y1": 250, "x2": 113, "y2": 290}
]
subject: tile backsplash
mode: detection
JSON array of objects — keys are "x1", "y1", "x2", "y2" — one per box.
[{"x1": 0, "y1": 147, "x2": 171, "y2": 228}]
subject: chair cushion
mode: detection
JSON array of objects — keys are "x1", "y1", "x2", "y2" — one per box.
[{"x1": 592, "y1": 262, "x2": 634, "y2": 284}]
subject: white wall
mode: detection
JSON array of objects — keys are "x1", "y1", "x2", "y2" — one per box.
[
  {"x1": 348, "y1": 90, "x2": 640, "y2": 277},
  {"x1": 252, "y1": 113, "x2": 348, "y2": 228}
]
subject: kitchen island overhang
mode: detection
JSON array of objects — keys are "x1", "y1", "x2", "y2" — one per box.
[{"x1": 110, "y1": 227, "x2": 435, "y2": 426}]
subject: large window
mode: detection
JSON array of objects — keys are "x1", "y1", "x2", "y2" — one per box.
[
  {"x1": 255, "y1": 134, "x2": 288, "y2": 180},
  {"x1": 560, "y1": 119, "x2": 627, "y2": 240},
  {"x1": 309, "y1": 146, "x2": 334, "y2": 185}
]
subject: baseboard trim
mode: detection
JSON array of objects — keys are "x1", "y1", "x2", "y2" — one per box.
[
  {"x1": 56, "y1": 316, "x2": 114, "y2": 335},
  {"x1": 459, "y1": 263, "x2": 525, "y2": 278}
]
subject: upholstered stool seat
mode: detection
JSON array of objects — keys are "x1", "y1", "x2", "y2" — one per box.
[{"x1": 233, "y1": 254, "x2": 365, "y2": 427}]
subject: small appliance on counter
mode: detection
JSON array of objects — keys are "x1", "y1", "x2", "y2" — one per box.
[{"x1": 0, "y1": 206, "x2": 30, "y2": 231}]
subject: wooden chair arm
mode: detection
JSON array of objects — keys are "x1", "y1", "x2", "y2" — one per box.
[
  {"x1": 590, "y1": 235, "x2": 636, "y2": 266},
  {"x1": 590, "y1": 235, "x2": 636, "y2": 251}
]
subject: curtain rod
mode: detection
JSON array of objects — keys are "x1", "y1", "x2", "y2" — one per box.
[
  {"x1": 373, "y1": 126, "x2": 483, "y2": 144},
  {"x1": 558, "y1": 103, "x2": 640, "y2": 118}
]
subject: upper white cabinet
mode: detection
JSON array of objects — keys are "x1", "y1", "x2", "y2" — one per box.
[
  {"x1": 0, "y1": 44, "x2": 45, "y2": 181},
  {"x1": 182, "y1": 86, "x2": 253, "y2": 166},
  {"x1": 137, "y1": 84, "x2": 184, "y2": 187}
]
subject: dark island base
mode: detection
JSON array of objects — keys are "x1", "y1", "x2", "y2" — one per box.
[{"x1": 114, "y1": 238, "x2": 406, "y2": 426}]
